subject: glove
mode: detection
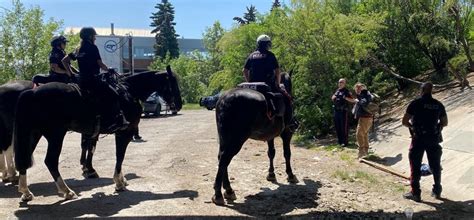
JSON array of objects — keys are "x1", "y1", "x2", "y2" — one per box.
[{"x1": 108, "y1": 68, "x2": 117, "y2": 74}]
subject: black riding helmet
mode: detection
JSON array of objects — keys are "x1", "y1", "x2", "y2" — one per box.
[
  {"x1": 50, "y1": 35, "x2": 68, "y2": 47},
  {"x1": 79, "y1": 27, "x2": 97, "y2": 41}
]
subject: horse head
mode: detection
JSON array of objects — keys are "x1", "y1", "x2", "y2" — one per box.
[
  {"x1": 124, "y1": 65, "x2": 182, "y2": 111},
  {"x1": 163, "y1": 65, "x2": 182, "y2": 111}
]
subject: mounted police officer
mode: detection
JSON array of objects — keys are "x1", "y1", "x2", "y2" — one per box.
[
  {"x1": 402, "y1": 82, "x2": 448, "y2": 202},
  {"x1": 62, "y1": 27, "x2": 129, "y2": 133},
  {"x1": 48, "y1": 35, "x2": 78, "y2": 83},
  {"x1": 243, "y1": 34, "x2": 298, "y2": 131}
]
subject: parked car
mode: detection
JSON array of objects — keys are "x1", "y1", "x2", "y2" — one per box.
[{"x1": 143, "y1": 92, "x2": 178, "y2": 116}]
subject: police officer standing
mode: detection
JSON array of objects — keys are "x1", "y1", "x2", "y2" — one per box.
[
  {"x1": 331, "y1": 78, "x2": 353, "y2": 147},
  {"x1": 402, "y1": 82, "x2": 448, "y2": 202}
]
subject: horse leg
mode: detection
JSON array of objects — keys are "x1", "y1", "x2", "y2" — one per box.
[
  {"x1": 44, "y1": 129, "x2": 77, "y2": 200},
  {"x1": 0, "y1": 151, "x2": 5, "y2": 181},
  {"x1": 81, "y1": 134, "x2": 99, "y2": 178},
  {"x1": 212, "y1": 150, "x2": 234, "y2": 206},
  {"x1": 266, "y1": 139, "x2": 277, "y2": 182},
  {"x1": 281, "y1": 130, "x2": 298, "y2": 183},
  {"x1": 4, "y1": 145, "x2": 18, "y2": 183},
  {"x1": 222, "y1": 165, "x2": 237, "y2": 201},
  {"x1": 113, "y1": 131, "x2": 132, "y2": 191},
  {"x1": 17, "y1": 132, "x2": 42, "y2": 202}
]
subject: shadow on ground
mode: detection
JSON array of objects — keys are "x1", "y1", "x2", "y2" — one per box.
[
  {"x1": 225, "y1": 178, "x2": 321, "y2": 217},
  {"x1": 14, "y1": 189, "x2": 198, "y2": 218},
  {"x1": 0, "y1": 173, "x2": 140, "y2": 199}
]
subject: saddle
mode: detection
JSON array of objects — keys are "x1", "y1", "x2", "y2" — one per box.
[
  {"x1": 238, "y1": 82, "x2": 285, "y2": 119},
  {"x1": 32, "y1": 74, "x2": 77, "y2": 86}
]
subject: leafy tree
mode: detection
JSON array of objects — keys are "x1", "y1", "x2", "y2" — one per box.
[
  {"x1": 447, "y1": 0, "x2": 474, "y2": 71},
  {"x1": 203, "y1": 21, "x2": 225, "y2": 78},
  {"x1": 233, "y1": 5, "x2": 258, "y2": 25},
  {"x1": 150, "y1": 0, "x2": 179, "y2": 60},
  {"x1": 149, "y1": 51, "x2": 209, "y2": 103},
  {"x1": 0, "y1": 0, "x2": 62, "y2": 83},
  {"x1": 399, "y1": 0, "x2": 459, "y2": 79}
]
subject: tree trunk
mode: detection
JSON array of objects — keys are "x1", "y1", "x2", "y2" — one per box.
[{"x1": 460, "y1": 38, "x2": 474, "y2": 71}]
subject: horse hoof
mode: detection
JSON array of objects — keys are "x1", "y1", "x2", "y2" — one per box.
[
  {"x1": 115, "y1": 185, "x2": 127, "y2": 192},
  {"x1": 287, "y1": 175, "x2": 299, "y2": 184},
  {"x1": 83, "y1": 171, "x2": 99, "y2": 179},
  {"x1": 21, "y1": 193, "x2": 34, "y2": 202},
  {"x1": 266, "y1": 173, "x2": 276, "y2": 182},
  {"x1": 63, "y1": 191, "x2": 78, "y2": 200},
  {"x1": 224, "y1": 191, "x2": 237, "y2": 201},
  {"x1": 212, "y1": 195, "x2": 225, "y2": 206}
]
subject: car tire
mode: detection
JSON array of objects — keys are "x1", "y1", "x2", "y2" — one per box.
[{"x1": 155, "y1": 103, "x2": 161, "y2": 116}]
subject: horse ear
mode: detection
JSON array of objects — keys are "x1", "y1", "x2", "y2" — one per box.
[{"x1": 166, "y1": 65, "x2": 172, "y2": 76}]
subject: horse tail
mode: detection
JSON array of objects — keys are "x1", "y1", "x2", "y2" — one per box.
[{"x1": 14, "y1": 90, "x2": 36, "y2": 170}]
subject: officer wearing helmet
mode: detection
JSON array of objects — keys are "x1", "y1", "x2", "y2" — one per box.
[
  {"x1": 62, "y1": 27, "x2": 129, "y2": 133},
  {"x1": 49, "y1": 35, "x2": 78, "y2": 83},
  {"x1": 243, "y1": 34, "x2": 298, "y2": 130},
  {"x1": 243, "y1": 34, "x2": 280, "y2": 90}
]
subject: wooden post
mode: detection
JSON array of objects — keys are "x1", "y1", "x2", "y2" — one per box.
[{"x1": 360, "y1": 158, "x2": 410, "y2": 180}]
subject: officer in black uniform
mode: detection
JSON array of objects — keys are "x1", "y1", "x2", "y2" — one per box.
[
  {"x1": 331, "y1": 78, "x2": 353, "y2": 146},
  {"x1": 402, "y1": 82, "x2": 448, "y2": 202},
  {"x1": 243, "y1": 34, "x2": 280, "y2": 90},
  {"x1": 62, "y1": 27, "x2": 129, "y2": 133},
  {"x1": 49, "y1": 35, "x2": 77, "y2": 83},
  {"x1": 243, "y1": 34, "x2": 298, "y2": 131}
]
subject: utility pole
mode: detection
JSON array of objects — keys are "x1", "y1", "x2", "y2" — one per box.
[{"x1": 128, "y1": 35, "x2": 134, "y2": 74}]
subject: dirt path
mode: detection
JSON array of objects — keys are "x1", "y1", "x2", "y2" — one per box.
[{"x1": 0, "y1": 110, "x2": 472, "y2": 219}]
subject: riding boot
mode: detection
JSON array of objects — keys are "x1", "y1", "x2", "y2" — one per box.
[
  {"x1": 283, "y1": 95, "x2": 299, "y2": 132},
  {"x1": 105, "y1": 112, "x2": 129, "y2": 134}
]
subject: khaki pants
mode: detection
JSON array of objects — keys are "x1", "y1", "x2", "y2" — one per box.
[{"x1": 356, "y1": 117, "x2": 373, "y2": 156}]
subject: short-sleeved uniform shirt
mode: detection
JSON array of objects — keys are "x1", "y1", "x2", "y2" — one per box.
[
  {"x1": 49, "y1": 48, "x2": 66, "y2": 74},
  {"x1": 333, "y1": 87, "x2": 352, "y2": 111},
  {"x1": 406, "y1": 94, "x2": 447, "y2": 136},
  {"x1": 70, "y1": 41, "x2": 101, "y2": 82},
  {"x1": 244, "y1": 49, "x2": 279, "y2": 89}
]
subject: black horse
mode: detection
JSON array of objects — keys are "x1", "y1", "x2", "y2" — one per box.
[
  {"x1": 0, "y1": 80, "x2": 34, "y2": 182},
  {"x1": 13, "y1": 66, "x2": 181, "y2": 202},
  {"x1": 212, "y1": 72, "x2": 297, "y2": 205}
]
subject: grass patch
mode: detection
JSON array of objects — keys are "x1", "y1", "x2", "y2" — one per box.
[
  {"x1": 182, "y1": 103, "x2": 202, "y2": 110},
  {"x1": 323, "y1": 144, "x2": 343, "y2": 152},
  {"x1": 339, "y1": 151, "x2": 354, "y2": 162},
  {"x1": 332, "y1": 170, "x2": 354, "y2": 182},
  {"x1": 332, "y1": 170, "x2": 379, "y2": 184},
  {"x1": 390, "y1": 182, "x2": 408, "y2": 193},
  {"x1": 354, "y1": 171, "x2": 378, "y2": 184}
]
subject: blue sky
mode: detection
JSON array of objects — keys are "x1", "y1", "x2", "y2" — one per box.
[{"x1": 0, "y1": 0, "x2": 289, "y2": 39}]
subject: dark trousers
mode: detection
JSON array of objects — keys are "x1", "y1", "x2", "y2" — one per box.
[
  {"x1": 334, "y1": 110, "x2": 349, "y2": 145},
  {"x1": 80, "y1": 78, "x2": 122, "y2": 124},
  {"x1": 409, "y1": 138, "x2": 443, "y2": 196}
]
